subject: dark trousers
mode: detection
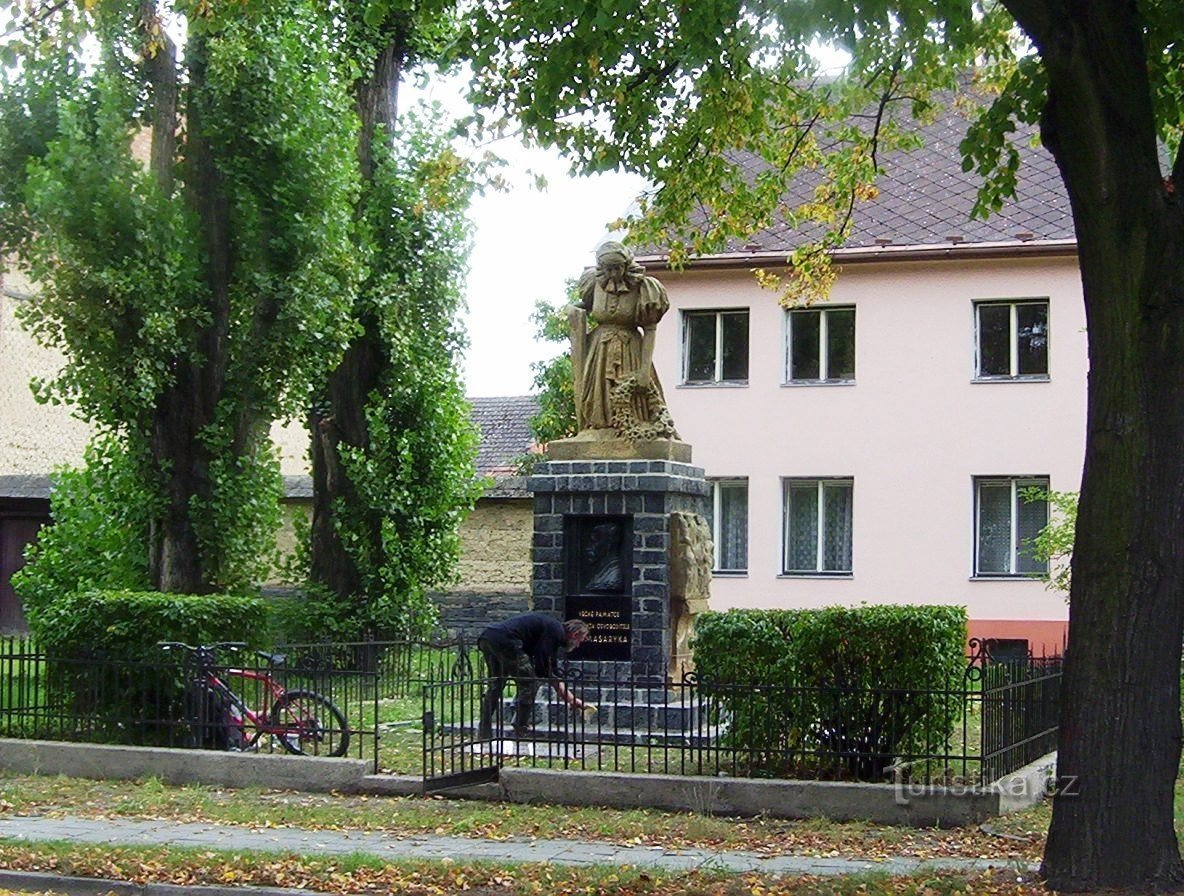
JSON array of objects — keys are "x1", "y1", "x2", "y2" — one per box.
[{"x1": 477, "y1": 638, "x2": 542, "y2": 738}]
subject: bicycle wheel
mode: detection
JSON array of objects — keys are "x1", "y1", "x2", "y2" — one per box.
[{"x1": 269, "y1": 690, "x2": 350, "y2": 757}]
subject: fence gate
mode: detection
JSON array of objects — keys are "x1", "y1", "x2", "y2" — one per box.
[{"x1": 422, "y1": 671, "x2": 501, "y2": 792}]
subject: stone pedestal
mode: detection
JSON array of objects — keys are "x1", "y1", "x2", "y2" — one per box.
[{"x1": 528, "y1": 458, "x2": 711, "y2": 680}]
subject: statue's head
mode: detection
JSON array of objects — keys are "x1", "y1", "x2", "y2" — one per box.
[
  {"x1": 594, "y1": 241, "x2": 642, "y2": 294},
  {"x1": 595, "y1": 241, "x2": 632, "y2": 268}
]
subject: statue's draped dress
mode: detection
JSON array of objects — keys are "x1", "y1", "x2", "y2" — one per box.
[{"x1": 577, "y1": 283, "x2": 668, "y2": 431}]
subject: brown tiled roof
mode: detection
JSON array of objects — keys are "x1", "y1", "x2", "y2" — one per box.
[
  {"x1": 642, "y1": 94, "x2": 1075, "y2": 261},
  {"x1": 470, "y1": 395, "x2": 540, "y2": 493}
]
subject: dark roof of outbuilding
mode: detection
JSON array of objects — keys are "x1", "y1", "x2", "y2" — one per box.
[
  {"x1": 281, "y1": 396, "x2": 540, "y2": 501},
  {"x1": 639, "y1": 94, "x2": 1076, "y2": 264},
  {"x1": 0, "y1": 475, "x2": 51, "y2": 500},
  {"x1": 6, "y1": 398, "x2": 541, "y2": 504},
  {"x1": 471, "y1": 395, "x2": 540, "y2": 483}
]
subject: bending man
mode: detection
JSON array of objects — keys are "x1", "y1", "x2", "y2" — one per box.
[{"x1": 477, "y1": 614, "x2": 590, "y2": 739}]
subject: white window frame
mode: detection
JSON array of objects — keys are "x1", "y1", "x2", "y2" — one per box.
[
  {"x1": 682, "y1": 309, "x2": 749, "y2": 385},
  {"x1": 781, "y1": 477, "x2": 854, "y2": 575},
  {"x1": 784, "y1": 306, "x2": 856, "y2": 384},
  {"x1": 973, "y1": 476, "x2": 1050, "y2": 577},
  {"x1": 709, "y1": 478, "x2": 748, "y2": 573},
  {"x1": 973, "y1": 299, "x2": 1050, "y2": 380}
]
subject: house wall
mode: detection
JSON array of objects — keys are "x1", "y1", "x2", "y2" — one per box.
[
  {"x1": 1, "y1": 273, "x2": 91, "y2": 474},
  {"x1": 269, "y1": 496, "x2": 533, "y2": 594},
  {"x1": 651, "y1": 253, "x2": 1084, "y2": 655}
]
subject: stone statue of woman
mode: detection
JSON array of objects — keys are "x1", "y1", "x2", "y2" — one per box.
[{"x1": 568, "y1": 241, "x2": 679, "y2": 442}]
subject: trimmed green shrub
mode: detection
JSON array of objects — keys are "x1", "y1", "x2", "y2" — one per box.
[
  {"x1": 12, "y1": 438, "x2": 154, "y2": 622},
  {"x1": 692, "y1": 605, "x2": 968, "y2": 780},
  {"x1": 30, "y1": 590, "x2": 272, "y2": 657},
  {"x1": 28, "y1": 590, "x2": 272, "y2": 746}
]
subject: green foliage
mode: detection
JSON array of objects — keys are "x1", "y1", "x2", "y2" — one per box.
[
  {"x1": 29, "y1": 590, "x2": 271, "y2": 659},
  {"x1": 464, "y1": 0, "x2": 1014, "y2": 298},
  {"x1": 2, "y1": 0, "x2": 363, "y2": 593},
  {"x1": 193, "y1": 443, "x2": 287, "y2": 595},
  {"x1": 465, "y1": 1, "x2": 1180, "y2": 300},
  {"x1": 25, "y1": 588, "x2": 272, "y2": 746},
  {"x1": 269, "y1": 584, "x2": 378, "y2": 645},
  {"x1": 193, "y1": 2, "x2": 363, "y2": 418},
  {"x1": 16, "y1": 81, "x2": 208, "y2": 427},
  {"x1": 1020, "y1": 487, "x2": 1077, "y2": 597},
  {"x1": 12, "y1": 436, "x2": 154, "y2": 620},
  {"x1": 324, "y1": 112, "x2": 484, "y2": 639},
  {"x1": 345, "y1": 0, "x2": 459, "y2": 79},
  {"x1": 527, "y1": 294, "x2": 578, "y2": 446},
  {"x1": 693, "y1": 606, "x2": 968, "y2": 780},
  {"x1": 0, "y1": 33, "x2": 82, "y2": 257}
]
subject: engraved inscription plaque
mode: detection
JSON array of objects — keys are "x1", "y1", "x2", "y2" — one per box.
[{"x1": 564, "y1": 515, "x2": 632, "y2": 661}]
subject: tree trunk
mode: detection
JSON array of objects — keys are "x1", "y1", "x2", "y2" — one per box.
[
  {"x1": 308, "y1": 29, "x2": 405, "y2": 607},
  {"x1": 149, "y1": 374, "x2": 209, "y2": 594},
  {"x1": 137, "y1": 0, "x2": 202, "y2": 593},
  {"x1": 309, "y1": 331, "x2": 382, "y2": 601},
  {"x1": 1001, "y1": 1, "x2": 1184, "y2": 889},
  {"x1": 146, "y1": 30, "x2": 233, "y2": 595}
]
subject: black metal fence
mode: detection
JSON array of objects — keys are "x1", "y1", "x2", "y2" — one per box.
[
  {"x1": 276, "y1": 638, "x2": 474, "y2": 698},
  {"x1": 1, "y1": 634, "x2": 1060, "y2": 789},
  {"x1": 0, "y1": 637, "x2": 377, "y2": 767},
  {"x1": 424, "y1": 648, "x2": 1063, "y2": 789}
]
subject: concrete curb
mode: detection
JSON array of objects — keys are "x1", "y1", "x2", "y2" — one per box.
[
  {"x1": 0, "y1": 739, "x2": 367, "y2": 793},
  {"x1": 0, "y1": 738, "x2": 1054, "y2": 827},
  {"x1": 499, "y1": 767, "x2": 1001, "y2": 828}
]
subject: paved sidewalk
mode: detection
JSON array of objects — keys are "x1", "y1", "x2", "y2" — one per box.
[{"x1": 0, "y1": 814, "x2": 1035, "y2": 879}]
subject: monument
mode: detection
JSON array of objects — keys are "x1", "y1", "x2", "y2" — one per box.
[{"x1": 528, "y1": 241, "x2": 712, "y2": 680}]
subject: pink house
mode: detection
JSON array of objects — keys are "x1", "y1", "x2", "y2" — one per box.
[{"x1": 639, "y1": 105, "x2": 1081, "y2": 657}]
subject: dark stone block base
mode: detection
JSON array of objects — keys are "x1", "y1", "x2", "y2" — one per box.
[{"x1": 529, "y1": 459, "x2": 710, "y2": 679}]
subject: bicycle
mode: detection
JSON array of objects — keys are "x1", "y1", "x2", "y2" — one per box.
[{"x1": 160, "y1": 642, "x2": 351, "y2": 758}]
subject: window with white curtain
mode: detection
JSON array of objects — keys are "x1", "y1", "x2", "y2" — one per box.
[
  {"x1": 682, "y1": 309, "x2": 750, "y2": 384},
  {"x1": 975, "y1": 300, "x2": 1049, "y2": 379},
  {"x1": 707, "y1": 479, "x2": 748, "y2": 572},
  {"x1": 974, "y1": 477, "x2": 1050, "y2": 576},
  {"x1": 782, "y1": 478, "x2": 853, "y2": 575}
]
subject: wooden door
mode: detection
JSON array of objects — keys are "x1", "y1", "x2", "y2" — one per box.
[{"x1": 0, "y1": 517, "x2": 43, "y2": 633}]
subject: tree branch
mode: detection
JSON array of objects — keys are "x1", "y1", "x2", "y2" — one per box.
[
  {"x1": 998, "y1": 0, "x2": 1062, "y2": 53},
  {"x1": 138, "y1": 0, "x2": 177, "y2": 196},
  {"x1": 0, "y1": 0, "x2": 70, "y2": 41}
]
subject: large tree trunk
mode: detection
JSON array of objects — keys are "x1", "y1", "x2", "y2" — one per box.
[
  {"x1": 308, "y1": 30, "x2": 405, "y2": 608},
  {"x1": 309, "y1": 331, "x2": 382, "y2": 601},
  {"x1": 1003, "y1": 1, "x2": 1184, "y2": 890},
  {"x1": 146, "y1": 30, "x2": 233, "y2": 595},
  {"x1": 149, "y1": 374, "x2": 209, "y2": 594}
]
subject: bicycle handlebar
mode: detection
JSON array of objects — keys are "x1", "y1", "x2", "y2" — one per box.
[
  {"x1": 158, "y1": 642, "x2": 287, "y2": 670},
  {"x1": 158, "y1": 641, "x2": 247, "y2": 654}
]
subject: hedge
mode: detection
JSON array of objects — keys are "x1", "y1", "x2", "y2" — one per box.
[
  {"x1": 692, "y1": 605, "x2": 968, "y2": 779},
  {"x1": 28, "y1": 590, "x2": 272, "y2": 745},
  {"x1": 30, "y1": 590, "x2": 272, "y2": 658}
]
